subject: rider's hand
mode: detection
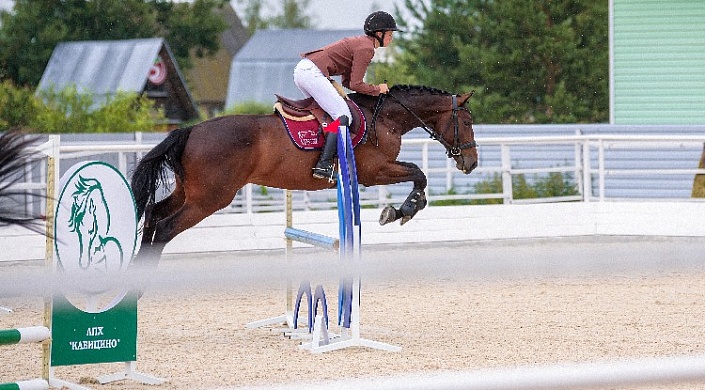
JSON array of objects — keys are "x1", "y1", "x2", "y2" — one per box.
[{"x1": 379, "y1": 83, "x2": 389, "y2": 94}]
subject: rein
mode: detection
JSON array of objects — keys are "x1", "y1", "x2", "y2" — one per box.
[{"x1": 374, "y1": 90, "x2": 477, "y2": 157}]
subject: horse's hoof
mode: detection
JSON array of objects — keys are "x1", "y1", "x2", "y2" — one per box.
[
  {"x1": 400, "y1": 215, "x2": 412, "y2": 226},
  {"x1": 379, "y1": 206, "x2": 397, "y2": 226}
]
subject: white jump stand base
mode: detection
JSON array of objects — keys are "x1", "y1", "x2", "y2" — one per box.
[
  {"x1": 246, "y1": 313, "x2": 291, "y2": 329},
  {"x1": 246, "y1": 313, "x2": 300, "y2": 336},
  {"x1": 246, "y1": 313, "x2": 317, "y2": 341},
  {"x1": 284, "y1": 327, "x2": 314, "y2": 340},
  {"x1": 97, "y1": 361, "x2": 166, "y2": 386},
  {"x1": 49, "y1": 377, "x2": 93, "y2": 390},
  {"x1": 49, "y1": 368, "x2": 94, "y2": 390},
  {"x1": 299, "y1": 314, "x2": 401, "y2": 354}
]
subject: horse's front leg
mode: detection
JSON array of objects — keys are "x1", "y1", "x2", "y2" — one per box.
[{"x1": 373, "y1": 161, "x2": 428, "y2": 226}]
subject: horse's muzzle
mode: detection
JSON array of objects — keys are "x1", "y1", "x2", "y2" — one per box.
[
  {"x1": 456, "y1": 156, "x2": 478, "y2": 174},
  {"x1": 464, "y1": 160, "x2": 478, "y2": 174}
]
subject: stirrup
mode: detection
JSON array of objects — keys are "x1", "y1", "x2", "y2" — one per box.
[{"x1": 312, "y1": 165, "x2": 337, "y2": 183}]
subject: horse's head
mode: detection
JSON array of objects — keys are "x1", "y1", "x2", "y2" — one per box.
[{"x1": 387, "y1": 86, "x2": 478, "y2": 174}]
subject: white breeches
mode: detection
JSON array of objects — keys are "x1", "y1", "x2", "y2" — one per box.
[{"x1": 293, "y1": 58, "x2": 352, "y2": 124}]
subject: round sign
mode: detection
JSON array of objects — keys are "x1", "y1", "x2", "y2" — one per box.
[
  {"x1": 148, "y1": 56, "x2": 167, "y2": 85},
  {"x1": 54, "y1": 161, "x2": 138, "y2": 313}
]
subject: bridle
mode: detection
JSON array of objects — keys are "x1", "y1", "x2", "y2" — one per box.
[{"x1": 372, "y1": 90, "x2": 478, "y2": 157}]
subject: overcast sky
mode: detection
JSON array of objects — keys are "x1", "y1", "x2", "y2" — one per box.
[
  {"x1": 233, "y1": 0, "x2": 399, "y2": 29},
  {"x1": 0, "y1": 0, "x2": 403, "y2": 30}
]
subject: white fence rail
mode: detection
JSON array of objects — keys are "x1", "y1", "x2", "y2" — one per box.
[{"x1": 7, "y1": 134, "x2": 705, "y2": 216}]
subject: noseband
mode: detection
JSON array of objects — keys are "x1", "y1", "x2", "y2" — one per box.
[{"x1": 375, "y1": 91, "x2": 477, "y2": 158}]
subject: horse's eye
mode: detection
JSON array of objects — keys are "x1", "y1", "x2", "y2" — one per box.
[{"x1": 463, "y1": 120, "x2": 472, "y2": 126}]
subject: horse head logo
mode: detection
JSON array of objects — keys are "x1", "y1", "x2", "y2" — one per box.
[{"x1": 67, "y1": 175, "x2": 124, "y2": 273}]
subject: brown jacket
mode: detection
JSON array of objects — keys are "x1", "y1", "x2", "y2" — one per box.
[{"x1": 303, "y1": 35, "x2": 381, "y2": 96}]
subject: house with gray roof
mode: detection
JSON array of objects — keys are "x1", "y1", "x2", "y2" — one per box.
[
  {"x1": 225, "y1": 29, "x2": 361, "y2": 108},
  {"x1": 38, "y1": 38, "x2": 199, "y2": 125},
  {"x1": 186, "y1": 3, "x2": 249, "y2": 117}
]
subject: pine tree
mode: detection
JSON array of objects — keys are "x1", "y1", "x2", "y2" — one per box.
[{"x1": 382, "y1": 0, "x2": 608, "y2": 124}]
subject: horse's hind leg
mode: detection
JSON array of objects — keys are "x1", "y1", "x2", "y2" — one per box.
[
  {"x1": 134, "y1": 183, "x2": 185, "y2": 267},
  {"x1": 141, "y1": 184, "x2": 185, "y2": 246},
  {"x1": 149, "y1": 193, "x2": 233, "y2": 260}
]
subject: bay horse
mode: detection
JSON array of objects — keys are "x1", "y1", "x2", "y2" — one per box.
[{"x1": 130, "y1": 85, "x2": 478, "y2": 266}]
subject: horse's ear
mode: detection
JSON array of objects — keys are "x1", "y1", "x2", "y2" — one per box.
[{"x1": 457, "y1": 90, "x2": 475, "y2": 106}]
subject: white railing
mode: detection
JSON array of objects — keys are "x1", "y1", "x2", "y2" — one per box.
[
  {"x1": 8, "y1": 134, "x2": 705, "y2": 215},
  {"x1": 476, "y1": 134, "x2": 705, "y2": 203}
]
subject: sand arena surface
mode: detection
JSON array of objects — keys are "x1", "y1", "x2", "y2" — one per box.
[{"x1": 3, "y1": 236, "x2": 705, "y2": 390}]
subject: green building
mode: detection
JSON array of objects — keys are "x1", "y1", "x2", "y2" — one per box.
[{"x1": 610, "y1": 0, "x2": 705, "y2": 124}]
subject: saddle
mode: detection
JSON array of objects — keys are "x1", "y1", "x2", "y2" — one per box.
[
  {"x1": 274, "y1": 95, "x2": 363, "y2": 135},
  {"x1": 273, "y1": 95, "x2": 367, "y2": 151}
]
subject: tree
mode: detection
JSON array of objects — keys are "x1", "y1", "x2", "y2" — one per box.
[
  {"x1": 268, "y1": 0, "x2": 311, "y2": 29},
  {"x1": 377, "y1": 0, "x2": 608, "y2": 124},
  {"x1": 237, "y1": 0, "x2": 269, "y2": 35},
  {"x1": 0, "y1": 0, "x2": 227, "y2": 86},
  {"x1": 153, "y1": 0, "x2": 228, "y2": 67},
  {"x1": 236, "y1": 0, "x2": 312, "y2": 35},
  {"x1": 0, "y1": 80, "x2": 163, "y2": 133}
]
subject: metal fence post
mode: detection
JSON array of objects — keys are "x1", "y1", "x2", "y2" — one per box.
[
  {"x1": 582, "y1": 140, "x2": 592, "y2": 202},
  {"x1": 500, "y1": 143, "x2": 513, "y2": 204}
]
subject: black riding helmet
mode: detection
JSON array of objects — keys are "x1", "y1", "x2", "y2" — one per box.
[{"x1": 364, "y1": 11, "x2": 401, "y2": 47}]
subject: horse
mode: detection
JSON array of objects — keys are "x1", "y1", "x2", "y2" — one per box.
[
  {"x1": 130, "y1": 85, "x2": 478, "y2": 266},
  {"x1": 0, "y1": 130, "x2": 43, "y2": 233}
]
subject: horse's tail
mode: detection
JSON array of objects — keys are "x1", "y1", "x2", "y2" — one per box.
[
  {"x1": 131, "y1": 126, "x2": 193, "y2": 219},
  {"x1": 0, "y1": 130, "x2": 44, "y2": 233}
]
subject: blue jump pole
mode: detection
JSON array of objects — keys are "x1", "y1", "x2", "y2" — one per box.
[
  {"x1": 302, "y1": 115, "x2": 400, "y2": 353},
  {"x1": 336, "y1": 116, "x2": 359, "y2": 329}
]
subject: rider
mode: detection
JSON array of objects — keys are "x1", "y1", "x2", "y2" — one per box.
[{"x1": 294, "y1": 10, "x2": 400, "y2": 182}]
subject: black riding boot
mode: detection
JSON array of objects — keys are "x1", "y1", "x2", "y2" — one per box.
[{"x1": 312, "y1": 132, "x2": 338, "y2": 183}]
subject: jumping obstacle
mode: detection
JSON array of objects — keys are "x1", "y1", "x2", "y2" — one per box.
[
  {"x1": 0, "y1": 137, "x2": 59, "y2": 390},
  {"x1": 0, "y1": 327, "x2": 51, "y2": 390},
  {"x1": 298, "y1": 117, "x2": 400, "y2": 353},
  {"x1": 245, "y1": 189, "x2": 338, "y2": 338},
  {"x1": 0, "y1": 137, "x2": 164, "y2": 390},
  {"x1": 247, "y1": 118, "x2": 400, "y2": 353}
]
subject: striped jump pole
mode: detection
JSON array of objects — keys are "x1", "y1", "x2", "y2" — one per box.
[
  {"x1": 0, "y1": 326, "x2": 50, "y2": 346},
  {"x1": 0, "y1": 327, "x2": 51, "y2": 390},
  {"x1": 0, "y1": 379, "x2": 49, "y2": 390}
]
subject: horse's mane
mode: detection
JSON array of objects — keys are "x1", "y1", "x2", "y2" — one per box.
[
  {"x1": 390, "y1": 85, "x2": 453, "y2": 96},
  {"x1": 0, "y1": 130, "x2": 44, "y2": 233}
]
